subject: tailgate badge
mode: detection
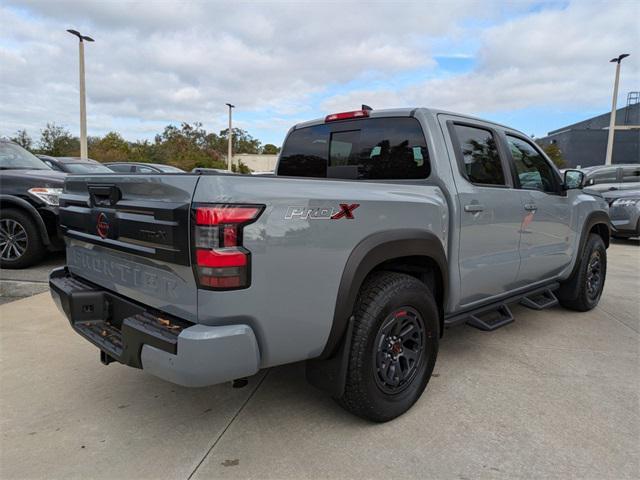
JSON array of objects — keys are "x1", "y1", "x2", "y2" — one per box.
[{"x1": 96, "y1": 213, "x2": 110, "y2": 239}]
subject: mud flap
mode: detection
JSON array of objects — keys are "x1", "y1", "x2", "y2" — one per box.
[{"x1": 305, "y1": 315, "x2": 355, "y2": 397}]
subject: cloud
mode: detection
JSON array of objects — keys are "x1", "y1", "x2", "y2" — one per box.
[
  {"x1": 1, "y1": 0, "x2": 637, "y2": 144},
  {"x1": 322, "y1": 1, "x2": 640, "y2": 117}
]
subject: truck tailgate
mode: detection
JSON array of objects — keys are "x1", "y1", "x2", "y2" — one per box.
[{"x1": 59, "y1": 175, "x2": 200, "y2": 321}]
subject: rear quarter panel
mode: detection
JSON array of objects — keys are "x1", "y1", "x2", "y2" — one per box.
[{"x1": 193, "y1": 175, "x2": 448, "y2": 368}]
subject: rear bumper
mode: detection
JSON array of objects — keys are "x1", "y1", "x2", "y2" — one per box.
[{"x1": 49, "y1": 267, "x2": 260, "y2": 387}]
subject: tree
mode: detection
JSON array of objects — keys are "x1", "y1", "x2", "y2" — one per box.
[
  {"x1": 262, "y1": 144, "x2": 280, "y2": 155},
  {"x1": 539, "y1": 142, "x2": 565, "y2": 168},
  {"x1": 128, "y1": 140, "x2": 156, "y2": 163},
  {"x1": 22, "y1": 121, "x2": 269, "y2": 171},
  {"x1": 231, "y1": 160, "x2": 252, "y2": 174},
  {"x1": 89, "y1": 132, "x2": 131, "y2": 162},
  {"x1": 38, "y1": 123, "x2": 79, "y2": 156},
  {"x1": 10, "y1": 130, "x2": 33, "y2": 150},
  {"x1": 220, "y1": 128, "x2": 261, "y2": 155},
  {"x1": 154, "y1": 123, "x2": 226, "y2": 171}
]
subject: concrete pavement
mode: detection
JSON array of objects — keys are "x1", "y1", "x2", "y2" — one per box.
[
  {"x1": 0, "y1": 252, "x2": 64, "y2": 305},
  {"x1": 0, "y1": 242, "x2": 638, "y2": 479}
]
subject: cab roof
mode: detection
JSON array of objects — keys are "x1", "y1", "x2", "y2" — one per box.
[{"x1": 292, "y1": 107, "x2": 523, "y2": 136}]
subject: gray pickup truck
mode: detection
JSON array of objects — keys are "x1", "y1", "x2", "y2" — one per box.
[{"x1": 50, "y1": 108, "x2": 610, "y2": 421}]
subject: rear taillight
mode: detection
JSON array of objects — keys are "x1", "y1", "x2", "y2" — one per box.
[{"x1": 192, "y1": 204, "x2": 264, "y2": 290}]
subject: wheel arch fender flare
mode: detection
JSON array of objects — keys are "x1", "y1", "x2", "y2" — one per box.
[
  {"x1": 564, "y1": 210, "x2": 610, "y2": 282},
  {"x1": 582, "y1": 211, "x2": 610, "y2": 248},
  {"x1": 321, "y1": 228, "x2": 448, "y2": 359},
  {"x1": 578, "y1": 210, "x2": 610, "y2": 254},
  {"x1": 0, "y1": 194, "x2": 51, "y2": 246}
]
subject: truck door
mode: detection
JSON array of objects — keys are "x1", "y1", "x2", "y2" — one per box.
[
  {"x1": 443, "y1": 118, "x2": 523, "y2": 308},
  {"x1": 504, "y1": 134, "x2": 573, "y2": 284}
]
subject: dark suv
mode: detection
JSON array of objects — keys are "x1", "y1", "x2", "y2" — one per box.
[
  {"x1": 37, "y1": 155, "x2": 113, "y2": 174},
  {"x1": 0, "y1": 140, "x2": 66, "y2": 268}
]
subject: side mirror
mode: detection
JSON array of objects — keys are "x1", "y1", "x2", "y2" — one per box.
[{"x1": 563, "y1": 169, "x2": 584, "y2": 190}]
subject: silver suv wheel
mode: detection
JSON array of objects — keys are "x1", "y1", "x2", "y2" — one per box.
[{"x1": 0, "y1": 219, "x2": 28, "y2": 261}]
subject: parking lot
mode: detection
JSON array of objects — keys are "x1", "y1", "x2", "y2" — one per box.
[
  {"x1": 0, "y1": 240, "x2": 638, "y2": 479},
  {"x1": 0, "y1": 252, "x2": 64, "y2": 305}
]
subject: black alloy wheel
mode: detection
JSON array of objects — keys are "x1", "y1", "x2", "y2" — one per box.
[{"x1": 374, "y1": 307, "x2": 425, "y2": 395}]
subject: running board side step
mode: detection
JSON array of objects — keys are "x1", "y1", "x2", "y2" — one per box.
[
  {"x1": 519, "y1": 289, "x2": 558, "y2": 310},
  {"x1": 466, "y1": 305, "x2": 514, "y2": 331},
  {"x1": 443, "y1": 282, "x2": 560, "y2": 331}
]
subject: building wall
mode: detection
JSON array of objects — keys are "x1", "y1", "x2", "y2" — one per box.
[
  {"x1": 538, "y1": 102, "x2": 639, "y2": 168},
  {"x1": 537, "y1": 129, "x2": 640, "y2": 168},
  {"x1": 229, "y1": 154, "x2": 279, "y2": 172},
  {"x1": 548, "y1": 103, "x2": 639, "y2": 134}
]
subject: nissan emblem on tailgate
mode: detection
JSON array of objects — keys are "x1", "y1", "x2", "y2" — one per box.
[{"x1": 96, "y1": 212, "x2": 110, "y2": 239}]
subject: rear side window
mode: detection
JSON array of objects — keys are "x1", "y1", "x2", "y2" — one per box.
[
  {"x1": 452, "y1": 125, "x2": 505, "y2": 186},
  {"x1": 622, "y1": 166, "x2": 640, "y2": 183},
  {"x1": 278, "y1": 117, "x2": 430, "y2": 180},
  {"x1": 108, "y1": 164, "x2": 133, "y2": 173}
]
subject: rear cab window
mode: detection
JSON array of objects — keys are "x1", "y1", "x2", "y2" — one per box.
[{"x1": 277, "y1": 117, "x2": 430, "y2": 180}]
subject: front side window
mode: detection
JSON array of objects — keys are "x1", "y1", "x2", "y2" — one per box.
[
  {"x1": 452, "y1": 125, "x2": 505, "y2": 186},
  {"x1": 507, "y1": 136, "x2": 558, "y2": 193},
  {"x1": 278, "y1": 117, "x2": 430, "y2": 180}
]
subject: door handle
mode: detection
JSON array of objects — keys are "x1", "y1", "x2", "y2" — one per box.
[
  {"x1": 464, "y1": 204, "x2": 484, "y2": 213},
  {"x1": 524, "y1": 203, "x2": 537, "y2": 211}
]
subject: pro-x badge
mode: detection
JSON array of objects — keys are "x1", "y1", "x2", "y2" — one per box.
[{"x1": 285, "y1": 203, "x2": 360, "y2": 220}]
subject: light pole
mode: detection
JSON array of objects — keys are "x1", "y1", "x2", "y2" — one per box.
[
  {"x1": 67, "y1": 29, "x2": 94, "y2": 159},
  {"x1": 226, "y1": 103, "x2": 235, "y2": 171},
  {"x1": 605, "y1": 53, "x2": 630, "y2": 165}
]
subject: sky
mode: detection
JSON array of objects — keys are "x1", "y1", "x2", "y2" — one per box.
[{"x1": 1, "y1": 0, "x2": 639, "y2": 147}]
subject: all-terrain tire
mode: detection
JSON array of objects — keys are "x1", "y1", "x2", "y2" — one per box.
[
  {"x1": 558, "y1": 233, "x2": 607, "y2": 311},
  {"x1": 0, "y1": 208, "x2": 45, "y2": 269},
  {"x1": 336, "y1": 271, "x2": 439, "y2": 422}
]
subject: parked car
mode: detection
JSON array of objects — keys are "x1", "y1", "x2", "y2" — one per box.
[
  {"x1": 191, "y1": 167, "x2": 230, "y2": 174},
  {"x1": 50, "y1": 107, "x2": 610, "y2": 422},
  {"x1": 37, "y1": 155, "x2": 113, "y2": 174},
  {"x1": 105, "y1": 162, "x2": 184, "y2": 173},
  {"x1": 582, "y1": 164, "x2": 640, "y2": 193},
  {"x1": 0, "y1": 140, "x2": 66, "y2": 268},
  {"x1": 602, "y1": 189, "x2": 640, "y2": 238}
]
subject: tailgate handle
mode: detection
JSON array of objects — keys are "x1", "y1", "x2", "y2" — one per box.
[{"x1": 88, "y1": 184, "x2": 122, "y2": 207}]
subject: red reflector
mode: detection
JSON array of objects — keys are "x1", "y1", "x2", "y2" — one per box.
[
  {"x1": 196, "y1": 206, "x2": 262, "y2": 225},
  {"x1": 325, "y1": 109, "x2": 370, "y2": 122},
  {"x1": 200, "y1": 275, "x2": 242, "y2": 288},
  {"x1": 196, "y1": 249, "x2": 247, "y2": 267},
  {"x1": 223, "y1": 226, "x2": 237, "y2": 247}
]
